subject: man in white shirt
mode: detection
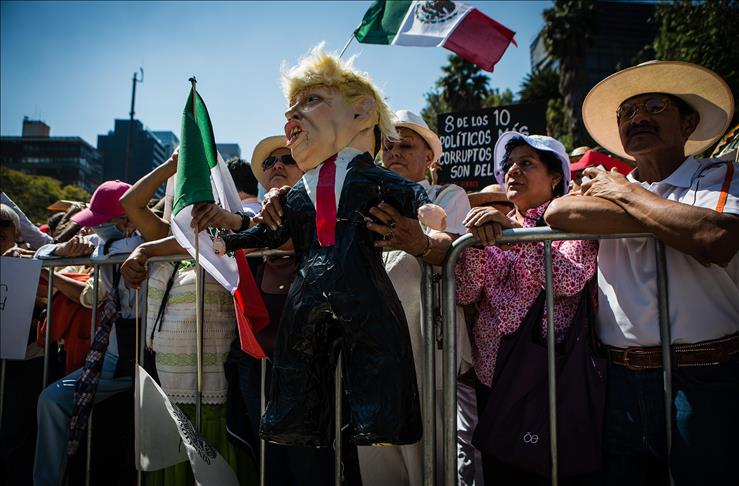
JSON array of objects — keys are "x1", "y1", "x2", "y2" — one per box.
[{"x1": 546, "y1": 61, "x2": 738, "y2": 485}]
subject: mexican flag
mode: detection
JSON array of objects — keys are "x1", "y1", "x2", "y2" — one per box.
[
  {"x1": 171, "y1": 86, "x2": 269, "y2": 359},
  {"x1": 355, "y1": 0, "x2": 517, "y2": 72}
]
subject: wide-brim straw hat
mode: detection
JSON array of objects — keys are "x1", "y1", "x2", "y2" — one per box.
[
  {"x1": 467, "y1": 184, "x2": 513, "y2": 208},
  {"x1": 583, "y1": 61, "x2": 734, "y2": 160},
  {"x1": 250, "y1": 135, "x2": 288, "y2": 187},
  {"x1": 395, "y1": 110, "x2": 443, "y2": 163}
]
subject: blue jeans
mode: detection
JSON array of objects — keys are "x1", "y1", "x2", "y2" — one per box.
[
  {"x1": 33, "y1": 353, "x2": 132, "y2": 486},
  {"x1": 603, "y1": 355, "x2": 739, "y2": 485}
]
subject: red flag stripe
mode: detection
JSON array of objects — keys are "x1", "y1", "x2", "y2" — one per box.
[
  {"x1": 442, "y1": 8, "x2": 517, "y2": 72},
  {"x1": 233, "y1": 249, "x2": 270, "y2": 359}
]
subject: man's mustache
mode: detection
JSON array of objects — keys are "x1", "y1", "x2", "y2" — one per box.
[{"x1": 627, "y1": 122, "x2": 658, "y2": 138}]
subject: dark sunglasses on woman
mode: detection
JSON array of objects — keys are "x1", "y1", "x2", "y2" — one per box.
[{"x1": 262, "y1": 154, "x2": 297, "y2": 171}]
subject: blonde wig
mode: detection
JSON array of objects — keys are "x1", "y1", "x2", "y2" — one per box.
[{"x1": 282, "y1": 43, "x2": 398, "y2": 142}]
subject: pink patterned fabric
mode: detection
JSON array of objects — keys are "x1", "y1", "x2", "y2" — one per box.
[{"x1": 455, "y1": 201, "x2": 598, "y2": 386}]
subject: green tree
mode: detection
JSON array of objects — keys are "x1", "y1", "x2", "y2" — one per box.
[
  {"x1": 482, "y1": 88, "x2": 514, "y2": 109},
  {"x1": 542, "y1": 0, "x2": 596, "y2": 147},
  {"x1": 421, "y1": 54, "x2": 493, "y2": 131},
  {"x1": 0, "y1": 166, "x2": 90, "y2": 223},
  {"x1": 652, "y1": 0, "x2": 738, "y2": 107},
  {"x1": 518, "y1": 67, "x2": 560, "y2": 104},
  {"x1": 546, "y1": 98, "x2": 573, "y2": 151}
]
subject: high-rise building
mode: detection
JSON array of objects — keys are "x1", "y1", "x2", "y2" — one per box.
[
  {"x1": 216, "y1": 143, "x2": 241, "y2": 161},
  {"x1": 97, "y1": 119, "x2": 168, "y2": 186},
  {"x1": 1, "y1": 118, "x2": 102, "y2": 193},
  {"x1": 530, "y1": 2, "x2": 658, "y2": 89},
  {"x1": 151, "y1": 131, "x2": 179, "y2": 159}
]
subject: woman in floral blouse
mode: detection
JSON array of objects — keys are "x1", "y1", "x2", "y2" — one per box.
[{"x1": 455, "y1": 132, "x2": 598, "y2": 482}]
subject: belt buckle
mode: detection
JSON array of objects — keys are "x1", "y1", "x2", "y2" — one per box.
[{"x1": 621, "y1": 347, "x2": 649, "y2": 371}]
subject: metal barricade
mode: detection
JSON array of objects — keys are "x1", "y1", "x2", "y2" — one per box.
[
  {"x1": 439, "y1": 228, "x2": 672, "y2": 486},
  {"x1": 0, "y1": 227, "x2": 674, "y2": 486}
]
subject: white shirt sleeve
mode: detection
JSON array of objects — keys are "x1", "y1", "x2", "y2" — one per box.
[
  {"x1": 1, "y1": 192, "x2": 54, "y2": 249},
  {"x1": 693, "y1": 161, "x2": 739, "y2": 215}
]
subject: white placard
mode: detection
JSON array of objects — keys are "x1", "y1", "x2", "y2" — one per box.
[{"x1": 0, "y1": 257, "x2": 43, "y2": 359}]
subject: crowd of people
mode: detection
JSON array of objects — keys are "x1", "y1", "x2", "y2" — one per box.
[{"x1": 0, "y1": 50, "x2": 737, "y2": 486}]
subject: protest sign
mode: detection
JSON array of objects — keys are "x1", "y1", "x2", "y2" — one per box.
[
  {"x1": 0, "y1": 257, "x2": 42, "y2": 359},
  {"x1": 436, "y1": 102, "x2": 546, "y2": 189}
]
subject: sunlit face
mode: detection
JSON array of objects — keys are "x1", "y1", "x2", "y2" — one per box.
[
  {"x1": 111, "y1": 215, "x2": 136, "y2": 237},
  {"x1": 503, "y1": 145, "x2": 562, "y2": 213},
  {"x1": 263, "y1": 147, "x2": 303, "y2": 190},
  {"x1": 381, "y1": 127, "x2": 434, "y2": 182},
  {"x1": 617, "y1": 93, "x2": 698, "y2": 158},
  {"x1": 284, "y1": 86, "x2": 360, "y2": 171}
]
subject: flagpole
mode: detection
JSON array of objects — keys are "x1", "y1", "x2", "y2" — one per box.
[
  {"x1": 190, "y1": 76, "x2": 204, "y2": 432},
  {"x1": 339, "y1": 31, "x2": 356, "y2": 59}
]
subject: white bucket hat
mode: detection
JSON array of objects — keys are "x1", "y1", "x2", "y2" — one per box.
[
  {"x1": 394, "y1": 110, "x2": 443, "y2": 163},
  {"x1": 493, "y1": 131, "x2": 571, "y2": 192},
  {"x1": 582, "y1": 61, "x2": 734, "y2": 160}
]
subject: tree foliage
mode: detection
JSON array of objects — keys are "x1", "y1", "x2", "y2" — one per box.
[
  {"x1": 421, "y1": 54, "x2": 514, "y2": 131},
  {"x1": 542, "y1": 0, "x2": 596, "y2": 147},
  {"x1": 519, "y1": 67, "x2": 560, "y2": 104},
  {"x1": 0, "y1": 166, "x2": 90, "y2": 224},
  {"x1": 652, "y1": 0, "x2": 738, "y2": 106}
]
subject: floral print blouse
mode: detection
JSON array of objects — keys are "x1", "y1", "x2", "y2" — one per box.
[{"x1": 455, "y1": 200, "x2": 598, "y2": 386}]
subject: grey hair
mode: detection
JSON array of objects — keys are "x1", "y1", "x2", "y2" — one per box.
[{"x1": 0, "y1": 203, "x2": 20, "y2": 231}]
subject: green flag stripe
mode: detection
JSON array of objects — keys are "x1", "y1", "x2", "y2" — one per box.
[
  {"x1": 355, "y1": 0, "x2": 412, "y2": 45},
  {"x1": 172, "y1": 89, "x2": 216, "y2": 216}
]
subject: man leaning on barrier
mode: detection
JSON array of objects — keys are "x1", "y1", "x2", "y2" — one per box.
[{"x1": 545, "y1": 61, "x2": 739, "y2": 485}]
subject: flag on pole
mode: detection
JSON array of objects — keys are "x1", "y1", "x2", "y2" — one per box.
[
  {"x1": 170, "y1": 87, "x2": 270, "y2": 358},
  {"x1": 354, "y1": 0, "x2": 517, "y2": 72},
  {"x1": 135, "y1": 365, "x2": 240, "y2": 485}
]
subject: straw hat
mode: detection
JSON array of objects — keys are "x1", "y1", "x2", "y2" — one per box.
[
  {"x1": 467, "y1": 184, "x2": 512, "y2": 208},
  {"x1": 250, "y1": 135, "x2": 289, "y2": 187},
  {"x1": 47, "y1": 200, "x2": 83, "y2": 212},
  {"x1": 569, "y1": 146, "x2": 591, "y2": 158},
  {"x1": 395, "y1": 110, "x2": 443, "y2": 163},
  {"x1": 583, "y1": 61, "x2": 734, "y2": 160}
]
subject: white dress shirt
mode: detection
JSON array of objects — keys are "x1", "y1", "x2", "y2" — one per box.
[
  {"x1": 597, "y1": 157, "x2": 739, "y2": 347},
  {"x1": 301, "y1": 147, "x2": 362, "y2": 211}
]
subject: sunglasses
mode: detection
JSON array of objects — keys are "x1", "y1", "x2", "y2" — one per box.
[
  {"x1": 0, "y1": 220, "x2": 16, "y2": 229},
  {"x1": 262, "y1": 154, "x2": 297, "y2": 171},
  {"x1": 617, "y1": 97, "x2": 672, "y2": 122}
]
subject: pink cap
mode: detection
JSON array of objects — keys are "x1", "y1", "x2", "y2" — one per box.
[
  {"x1": 569, "y1": 150, "x2": 633, "y2": 176},
  {"x1": 71, "y1": 180, "x2": 131, "y2": 227}
]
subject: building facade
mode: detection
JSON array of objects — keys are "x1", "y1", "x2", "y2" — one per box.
[
  {"x1": 1, "y1": 120, "x2": 103, "y2": 193},
  {"x1": 97, "y1": 119, "x2": 168, "y2": 186}
]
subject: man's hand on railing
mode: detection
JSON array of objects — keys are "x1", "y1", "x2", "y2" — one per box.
[
  {"x1": 190, "y1": 202, "x2": 242, "y2": 232},
  {"x1": 2, "y1": 246, "x2": 35, "y2": 258},
  {"x1": 463, "y1": 207, "x2": 521, "y2": 247},
  {"x1": 121, "y1": 247, "x2": 150, "y2": 289},
  {"x1": 54, "y1": 235, "x2": 95, "y2": 258},
  {"x1": 253, "y1": 186, "x2": 290, "y2": 231}
]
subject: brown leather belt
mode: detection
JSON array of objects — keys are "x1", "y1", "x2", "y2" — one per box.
[{"x1": 603, "y1": 334, "x2": 739, "y2": 371}]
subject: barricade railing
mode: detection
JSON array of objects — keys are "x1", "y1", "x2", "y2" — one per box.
[
  {"x1": 1, "y1": 227, "x2": 671, "y2": 486},
  {"x1": 438, "y1": 228, "x2": 671, "y2": 486}
]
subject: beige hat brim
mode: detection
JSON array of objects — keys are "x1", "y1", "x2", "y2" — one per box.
[
  {"x1": 250, "y1": 135, "x2": 289, "y2": 187},
  {"x1": 468, "y1": 192, "x2": 512, "y2": 208},
  {"x1": 583, "y1": 61, "x2": 734, "y2": 160},
  {"x1": 397, "y1": 122, "x2": 443, "y2": 163}
]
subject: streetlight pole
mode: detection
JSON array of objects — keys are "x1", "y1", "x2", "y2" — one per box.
[{"x1": 124, "y1": 68, "x2": 144, "y2": 183}]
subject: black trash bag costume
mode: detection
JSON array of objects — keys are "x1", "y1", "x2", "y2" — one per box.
[{"x1": 222, "y1": 151, "x2": 426, "y2": 447}]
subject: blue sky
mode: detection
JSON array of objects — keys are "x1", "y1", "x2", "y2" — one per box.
[{"x1": 1, "y1": 1, "x2": 551, "y2": 160}]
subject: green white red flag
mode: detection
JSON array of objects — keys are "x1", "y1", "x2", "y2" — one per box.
[
  {"x1": 355, "y1": 0, "x2": 517, "y2": 72},
  {"x1": 171, "y1": 87, "x2": 269, "y2": 359}
]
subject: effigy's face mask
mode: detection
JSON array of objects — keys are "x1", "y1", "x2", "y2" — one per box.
[{"x1": 284, "y1": 86, "x2": 361, "y2": 171}]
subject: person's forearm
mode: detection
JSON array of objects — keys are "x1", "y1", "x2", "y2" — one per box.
[
  {"x1": 51, "y1": 271, "x2": 86, "y2": 302},
  {"x1": 545, "y1": 196, "x2": 645, "y2": 235},
  {"x1": 139, "y1": 236, "x2": 188, "y2": 258},
  {"x1": 119, "y1": 160, "x2": 175, "y2": 241},
  {"x1": 608, "y1": 185, "x2": 739, "y2": 265},
  {"x1": 422, "y1": 232, "x2": 453, "y2": 266}
]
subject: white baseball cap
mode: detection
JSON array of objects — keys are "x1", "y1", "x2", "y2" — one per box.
[
  {"x1": 394, "y1": 110, "x2": 443, "y2": 163},
  {"x1": 493, "y1": 131, "x2": 571, "y2": 193}
]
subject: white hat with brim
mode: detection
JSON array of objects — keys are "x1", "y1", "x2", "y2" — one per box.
[
  {"x1": 583, "y1": 61, "x2": 734, "y2": 160},
  {"x1": 493, "y1": 131, "x2": 571, "y2": 192},
  {"x1": 395, "y1": 110, "x2": 443, "y2": 163},
  {"x1": 250, "y1": 135, "x2": 289, "y2": 187}
]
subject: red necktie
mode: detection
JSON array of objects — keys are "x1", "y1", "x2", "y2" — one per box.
[{"x1": 315, "y1": 154, "x2": 337, "y2": 247}]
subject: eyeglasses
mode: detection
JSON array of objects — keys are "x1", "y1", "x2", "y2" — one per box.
[
  {"x1": 262, "y1": 154, "x2": 297, "y2": 171},
  {"x1": 617, "y1": 97, "x2": 672, "y2": 122}
]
